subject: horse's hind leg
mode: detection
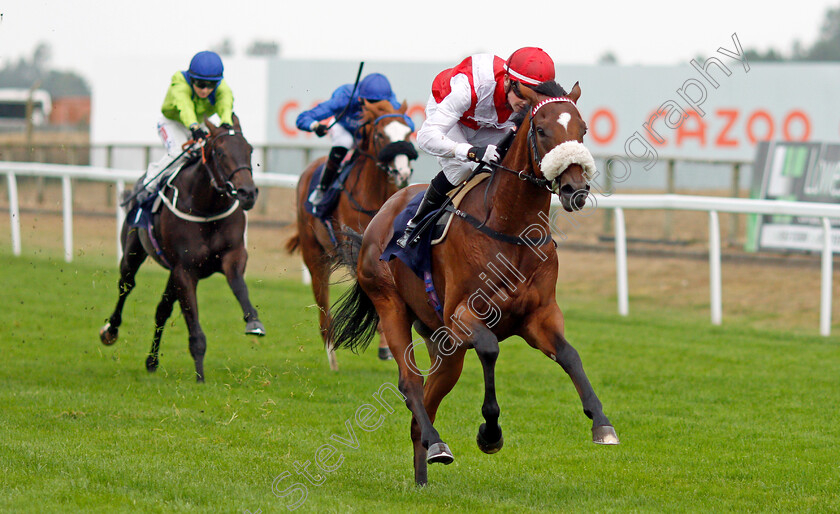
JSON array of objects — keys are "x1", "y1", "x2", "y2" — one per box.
[
  {"x1": 170, "y1": 269, "x2": 206, "y2": 382},
  {"x1": 413, "y1": 320, "x2": 469, "y2": 464},
  {"x1": 300, "y1": 237, "x2": 337, "y2": 370},
  {"x1": 373, "y1": 299, "x2": 450, "y2": 485},
  {"x1": 100, "y1": 226, "x2": 147, "y2": 345},
  {"x1": 521, "y1": 306, "x2": 618, "y2": 445},
  {"x1": 221, "y1": 248, "x2": 265, "y2": 336},
  {"x1": 147, "y1": 273, "x2": 179, "y2": 373}
]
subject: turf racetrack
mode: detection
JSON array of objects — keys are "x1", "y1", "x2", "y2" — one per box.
[{"x1": 1, "y1": 251, "x2": 839, "y2": 512}]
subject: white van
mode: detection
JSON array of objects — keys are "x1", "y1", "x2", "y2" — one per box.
[{"x1": 0, "y1": 88, "x2": 52, "y2": 127}]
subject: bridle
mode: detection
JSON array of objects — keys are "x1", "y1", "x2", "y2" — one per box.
[
  {"x1": 355, "y1": 113, "x2": 417, "y2": 181},
  {"x1": 486, "y1": 96, "x2": 581, "y2": 194},
  {"x1": 199, "y1": 128, "x2": 253, "y2": 198}
]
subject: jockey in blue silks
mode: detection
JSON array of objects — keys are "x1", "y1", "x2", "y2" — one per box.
[{"x1": 296, "y1": 73, "x2": 415, "y2": 206}]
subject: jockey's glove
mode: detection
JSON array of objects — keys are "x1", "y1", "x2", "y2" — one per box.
[
  {"x1": 190, "y1": 125, "x2": 208, "y2": 141},
  {"x1": 466, "y1": 144, "x2": 500, "y2": 165},
  {"x1": 310, "y1": 121, "x2": 329, "y2": 137}
]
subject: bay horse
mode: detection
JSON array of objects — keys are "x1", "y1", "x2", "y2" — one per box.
[
  {"x1": 328, "y1": 82, "x2": 618, "y2": 485},
  {"x1": 99, "y1": 114, "x2": 264, "y2": 383},
  {"x1": 285, "y1": 99, "x2": 416, "y2": 370}
]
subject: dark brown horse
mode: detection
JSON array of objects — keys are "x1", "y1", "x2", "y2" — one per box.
[
  {"x1": 286, "y1": 99, "x2": 416, "y2": 370},
  {"x1": 328, "y1": 82, "x2": 618, "y2": 485},
  {"x1": 99, "y1": 114, "x2": 263, "y2": 382}
]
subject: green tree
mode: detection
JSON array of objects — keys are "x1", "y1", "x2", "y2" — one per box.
[
  {"x1": 0, "y1": 41, "x2": 90, "y2": 96},
  {"x1": 803, "y1": 5, "x2": 840, "y2": 60}
]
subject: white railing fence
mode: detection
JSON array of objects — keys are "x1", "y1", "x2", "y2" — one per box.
[{"x1": 2, "y1": 162, "x2": 838, "y2": 336}]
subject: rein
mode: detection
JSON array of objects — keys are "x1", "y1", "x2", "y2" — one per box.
[
  {"x1": 442, "y1": 96, "x2": 582, "y2": 246},
  {"x1": 486, "y1": 96, "x2": 579, "y2": 194},
  {"x1": 160, "y1": 127, "x2": 250, "y2": 223},
  {"x1": 340, "y1": 112, "x2": 417, "y2": 216},
  {"x1": 202, "y1": 128, "x2": 253, "y2": 198}
]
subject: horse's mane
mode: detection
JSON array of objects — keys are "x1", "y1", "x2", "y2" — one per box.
[
  {"x1": 533, "y1": 80, "x2": 568, "y2": 98},
  {"x1": 509, "y1": 81, "x2": 570, "y2": 129}
]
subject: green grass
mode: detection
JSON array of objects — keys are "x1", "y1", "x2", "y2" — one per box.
[{"x1": 1, "y1": 251, "x2": 839, "y2": 512}]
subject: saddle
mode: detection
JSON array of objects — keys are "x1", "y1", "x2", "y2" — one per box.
[
  {"x1": 303, "y1": 153, "x2": 359, "y2": 220},
  {"x1": 430, "y1": 173, "x2": 491, "y2": 245}
]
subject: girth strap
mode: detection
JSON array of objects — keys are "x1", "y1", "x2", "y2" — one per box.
[{"x1": 445, "y1": 204, "x2": 555, "y2": 247}]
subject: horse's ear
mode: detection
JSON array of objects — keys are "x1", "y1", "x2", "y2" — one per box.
[
  {"x1": 399, "y1": 100, "x2": 407, "y2": 114},
  {"x1": 361, "y1": 100, "x2": 376, "y2": 122},
  {"x1": 568, "y1": 82, "x2": 581, "y2": 103},
  {"x1": 232, "y1": 113, "x2": 241, "y2": 129},
  {"x1": 205, "y1": 117, "x2": 218, "y2": 133}
]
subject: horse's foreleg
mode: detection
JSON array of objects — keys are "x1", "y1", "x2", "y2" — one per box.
[
  {"x1": 221, "y1": 249, "x2": 265, "y2": 337},
  {"x1": 171, "y1": 268, "x2": 206, "y2": 383},
  {"x1": 147, "y1": 273, "x2": 178, "y2": 373},
  {"x1": 468, "y1": 325, "x2": 505, "y2": 454},
  {"x1": 100, "y1": 227, "x2": 147, "y2": 345},
  {"x1": 521, "y1": 306, "x2": 619, "y2": 445}
]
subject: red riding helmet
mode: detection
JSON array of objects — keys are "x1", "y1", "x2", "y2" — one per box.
[{"x1": 504, "y1": 47, "x2": 555, "y2": 86}]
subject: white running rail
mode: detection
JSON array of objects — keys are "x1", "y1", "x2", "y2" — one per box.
[{"x1": 2, "y1": 162, "x2": 838, "y2": 335}]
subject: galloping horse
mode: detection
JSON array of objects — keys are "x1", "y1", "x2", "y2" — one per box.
[
  {"x1": 329, "y1": 82, "x2": 618, "y2": 485},
  {"x1": 286, "y1": 99, "x2": 416, "y2": 370},
  {"x1": 100, "y1": 114, "x2": 264, "y2": 382}
]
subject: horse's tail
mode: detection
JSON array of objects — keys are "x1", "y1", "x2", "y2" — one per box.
[
  {"x1": 328, "y1": 281, "x2": 380, "y2": 353},
  {"x1": 327, "y1": 228, "x2": 379, "y2": 352},
  {"x1": 285, "y1": 232, "x2": 300, "y2": 254},
  {"x1": 330, "y1": 228, "x2": 363, "y2": 277}
]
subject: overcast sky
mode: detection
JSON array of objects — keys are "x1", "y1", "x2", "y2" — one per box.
[{"x1": 1, "y1": 0, "x2": 838, "y2": 80}]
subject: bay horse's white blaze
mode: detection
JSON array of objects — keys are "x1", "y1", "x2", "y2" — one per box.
[
  {"x1": 384, "y1": 120, "x2": 413, "y2": 186},
  {"x1": 384, "y1": 120, "x2": 412, "y2": 143},
  {"x1": 392, "y1": 154, "x2": 412, "y2": 185},
  {"x1": 540, "y1": 140, "x2": 597, "y2": 182},
  {"x1": 557, "y1": 112, "x2": 571, "y2": 130}
]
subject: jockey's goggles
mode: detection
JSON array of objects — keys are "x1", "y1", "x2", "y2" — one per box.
[{"x1": 192, "y1": 79, "x2": 219, "y2": 90}]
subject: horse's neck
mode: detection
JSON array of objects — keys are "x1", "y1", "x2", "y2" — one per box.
[
  {"x1": 348, "y1": 148, "x2": 393, "y2": 204},
  {"x1": 485, "y1": 120, "x2": 552, "y2": 232},
  {"x1": 175, "y1": 161, "x2": 227, "y2": 211}
]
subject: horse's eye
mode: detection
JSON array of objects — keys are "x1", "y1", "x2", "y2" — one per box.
[{"x1": 536, "y1": 127, "x2": 546, "y2": 137}]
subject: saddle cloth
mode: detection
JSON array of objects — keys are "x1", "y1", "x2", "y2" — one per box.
[
  {"x1": 303, "y1": 156, "x2": 357, "y2": 221},
  {"x1": 379, "y1": 173, "x2": 492, "y2": 317}
]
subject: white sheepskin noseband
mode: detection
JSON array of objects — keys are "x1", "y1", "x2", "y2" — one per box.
[{"x1": 540, "y1": 141, "x2": 597, "y2": 182}]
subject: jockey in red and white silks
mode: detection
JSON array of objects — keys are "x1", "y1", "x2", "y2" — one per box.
[
  {"x1": 397, "y1": 47, "x2": 556, "y2": 248},
  {"x1": 418, "y1": 53, "x2": 518, "y2": 185}
]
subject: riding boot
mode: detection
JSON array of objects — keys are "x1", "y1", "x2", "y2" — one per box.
[
  {"x1": 309, "y1": 146, "x2": 348, "y2": 205},
  {"x1": 396, "y1": 173, "x2": 456, "y2": 248}
]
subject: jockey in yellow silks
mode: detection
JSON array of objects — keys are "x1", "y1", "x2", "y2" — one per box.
[{"x1": 136, "y1": 50, "x2": 234, "y2": 202}]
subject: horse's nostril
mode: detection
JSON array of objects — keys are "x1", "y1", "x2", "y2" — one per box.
[{"x1": 560, "y1": 184, "x2": 576, "y2": 196}]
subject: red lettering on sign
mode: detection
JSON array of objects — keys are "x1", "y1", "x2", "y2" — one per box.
[
  {"x1": 746, "y1": 110, "x2": 774, "y2": 144},
  {"x1": 278, "y1": 101, "x2": 300, "y2": 138},
  {"x1": 589, "y1": 108, "x2": 617, "y2": 145},
  {"x1": 782, "y1": 110, "x2": 810, "y2": 141},
  {"x1": 715, "y1": 109, "x2": 739, "y2": 147},
  {"x1": 676, "y1": 111, "x2": 706, "y2": 146}
]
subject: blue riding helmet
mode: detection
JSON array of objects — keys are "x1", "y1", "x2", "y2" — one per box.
[
  {"x1": 358, "y1": 73, "x2": 393, "y2": 101},
  {"x1": 188, "y1": 51, "x2": 224, "y2": 81}
]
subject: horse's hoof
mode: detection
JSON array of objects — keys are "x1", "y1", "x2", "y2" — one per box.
[
  {"x1": 145, "y1": 355, "x2": 158, "y2": 373},
  {"x1": 426, "y1": 442, "x2": 454, "y2": 465},
  {"x1": 245, "y1": 320, "x2": 266, "y2": 337},
  {"x1": 378, "y1": 347, "x2": 393, "y2": 361},
  {"x1": 476, "y1": 423, "x2": 504, "y2": 454},
  {"x1": 99, "y1": 323, "x2": 118, "y2": 346},
  {"x1": 592, "y1": 425, "x2": 619, "y2": 445}
]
